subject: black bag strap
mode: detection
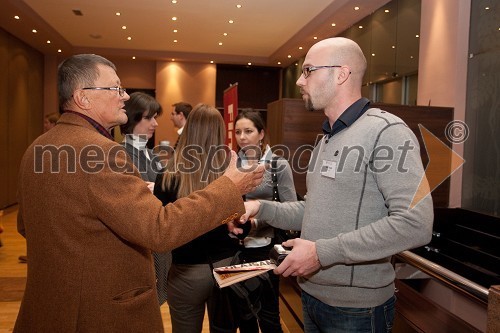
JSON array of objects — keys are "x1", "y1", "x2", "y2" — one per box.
[{"x1": 271, "y1": 157, "x2": 280, "y2": 203}]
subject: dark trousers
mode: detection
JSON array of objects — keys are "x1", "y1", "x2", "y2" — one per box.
[{"x1": 238, "y1": 244, "x2": 283, "y2": 333}]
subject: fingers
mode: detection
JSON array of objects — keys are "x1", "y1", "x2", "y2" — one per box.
[
  {"x1": 249, "y1": 164, "x2": 265, "y2": 190},
  {"x1": 243, "y1": 201, "x2": 261, "y2": 221},
  {"x1": 274, "y1": 257, "x2": 292, "y2": 276},
  {"x1": 229, "y1": 150, "x2": 238, "y2": 165}
]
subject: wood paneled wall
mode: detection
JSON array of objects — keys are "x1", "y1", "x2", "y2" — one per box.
[
  {"x1": 0, "y1": 28, "x2": 44, "y2": 209},
  {"x1": 267, "y1": 99, "x2": 454, "y2": 207}
]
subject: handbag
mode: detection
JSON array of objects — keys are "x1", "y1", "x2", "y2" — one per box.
[{"x1": 208, "y1": 251, "x2": 270, "y2": 330}]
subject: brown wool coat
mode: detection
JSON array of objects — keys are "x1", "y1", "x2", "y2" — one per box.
[{"x1": 15, "y1": 113, "x2": 244, "y2": 332}]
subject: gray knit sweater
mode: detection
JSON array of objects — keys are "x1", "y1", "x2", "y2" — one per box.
[{"x1": 257, "y1": 108, "x2": 434, "y2": 308}]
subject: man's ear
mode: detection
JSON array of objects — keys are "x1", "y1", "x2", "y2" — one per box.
[
  {"x1": 337, "y1": 66, "x2": 351, "y2": 85},
  {"x1": 73, "y1": 89, "x2": 90, "y2": 109}
]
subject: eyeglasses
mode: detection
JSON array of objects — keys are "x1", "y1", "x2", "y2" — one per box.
[
  {"x1": 82, "y1": 86, "x2": 127, "y2": 97},
  {"x1": 301, "y1": 65, "x2": 342, "y2": 79}
]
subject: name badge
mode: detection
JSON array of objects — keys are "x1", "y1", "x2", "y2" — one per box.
[{"x1": 321, "y1": 160, "x2": 336, "y2": 179}]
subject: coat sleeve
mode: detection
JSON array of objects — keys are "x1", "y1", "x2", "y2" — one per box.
[{"x1": 86, "y1": 146, "x2": 244, "y2": 252}]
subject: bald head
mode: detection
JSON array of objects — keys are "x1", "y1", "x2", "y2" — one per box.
[{"x1": 309, "y1": 37, "x2": 367, "y2": 84}]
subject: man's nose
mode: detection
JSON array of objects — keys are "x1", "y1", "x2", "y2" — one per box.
[{"x1": 296, "y1": 75, "x2": 305, "y2": 87}]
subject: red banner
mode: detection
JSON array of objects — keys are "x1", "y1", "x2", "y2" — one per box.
[{"x1": 223, "y1": 83, "x2": 238, "y2": 150}]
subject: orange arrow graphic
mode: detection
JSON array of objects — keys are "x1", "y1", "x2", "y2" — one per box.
[{"x1": 410, "y1": 124, "x2": 465, "y2": 209}]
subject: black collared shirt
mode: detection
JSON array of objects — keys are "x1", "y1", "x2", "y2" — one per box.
[
  {"x1": 63, "y1": 110, "x2": 114, "y2": 140},
  {"x1": 322, "y1": 97, "x2": 371, "y2": 138}
]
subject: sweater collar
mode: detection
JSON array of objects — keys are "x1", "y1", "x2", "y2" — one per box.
[{"x1": 322, "y1": 97, "x2": 371, "y2": 138}]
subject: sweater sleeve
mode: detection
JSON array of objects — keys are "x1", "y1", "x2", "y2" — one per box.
[{"x1": 256, "y1": 200, "x2": 305, "y2": 231}]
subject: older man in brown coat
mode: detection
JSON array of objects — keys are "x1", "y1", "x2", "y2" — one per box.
[{"x1": 15, "y1": 54, "x2": 264, "y2": 332}]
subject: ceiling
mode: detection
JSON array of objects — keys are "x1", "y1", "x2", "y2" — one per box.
[{"x1": 0, "y1": 0, "x2": 390, "y2": 67}]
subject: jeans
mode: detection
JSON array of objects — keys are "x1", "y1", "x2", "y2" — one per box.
[{"x1": 302, "y1": 291, "x2": 396, "y2": 333}]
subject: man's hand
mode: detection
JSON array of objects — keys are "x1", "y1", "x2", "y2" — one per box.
[
  {"x1": 223, "y1": 151, "x2": 265, "y2": 195},
  {"x1": 274, "y1": 238, "x2": 321, "y2": 277},
  {"x1": 241, "y1": 200, "x2": 261, "y2": 222},
  {"x1": 227, "y1": 219, "x2": 245, "y2": 235}
]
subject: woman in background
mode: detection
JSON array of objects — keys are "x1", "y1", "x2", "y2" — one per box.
[
  {"x1": 234, "y1": 109, "x2": 297, "y2": 333},
  {"x1": 121, "y1": 91, "x2": 170, "y2": 306},
  {"x1": 154, "y1": 104, "x2": 240, "y2": 333}
]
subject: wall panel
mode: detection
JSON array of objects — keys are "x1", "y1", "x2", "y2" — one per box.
[{"x1": 0, "y1": 28, "x2": 43, "y2": 208}]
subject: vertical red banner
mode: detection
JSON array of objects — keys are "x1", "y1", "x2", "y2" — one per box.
[{"x1": 223, "y1": 83, "x2": 238, "y2": 150}]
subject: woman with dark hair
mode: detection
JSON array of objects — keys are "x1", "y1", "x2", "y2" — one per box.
[
  {"x1": 121, "y1": 91, "x2": 171, "y2": 306},
  {"x1": 234, "y1": 109, "x2": 297, "y2": 333},
  {"x1": 121, "y1": 92, "x2": 164, "y2": 187},
  {"x1": 154, "y1": 104, "x2": 241, "y2": 333}
]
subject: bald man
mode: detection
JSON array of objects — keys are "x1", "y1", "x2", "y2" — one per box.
[{"x1": 244, "y1": 37, "x2": 433, "y2": 332}]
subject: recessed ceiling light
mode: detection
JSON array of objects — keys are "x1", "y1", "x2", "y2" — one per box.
[
  {"x1": 172, "y1": 0, "x2": 177, "y2": 3},
  {"x1": 173, "y1": 29, "x2": 178, "y2": 33},
  {"x1": 354, "y1": 6, "x2": 360, "y2": 10},
  {"x1": 223, "y1": 33, "x2": 228, "y2": 36},
  {"x1": 392, "y1": 45, "x2": 396, "y2": 48},
  {"x1": 32, "y1": 29, "x2": 37, "y2": 33},
  {"x1": 218, "y1": 42, "x2": 223, "y2": 46},
  {"x1": 132, "y1": 56, "x2": 136, "y2": 59},
  {"x1": 127, "y1": 37, "x2": 132, "y2": 40},
  {"x1": 174, "y1": 39, "x2": 178, "y2": 43},
  {"x1": 313, "y1": 36, "x2": 318, "y2": 40},
  {"x1": 359, "y1": 25, "x2": 363, "y2": 29},
  {"x1": 416, "y1": 34, "x2": 419, "y2": 38},
  {"x1": 277, "y1": 61, "x2": 281, "y2": 65},
  {"x1": 58, "y1": 49, "x2": 62, "y2": 53},
  {"x1": 485, "y1": 6, "x2": 490, "y2": 10},
  {"x1": 210, "y1": 60, "x2": 214, "y2": 64},
  {"x1": 228, "y1": 20, "x2": 234, "y2": 24},
  {"x1": 299, "y1": 47, "x2": 303, "y2": 50},
  {"x1": 331, "y1": 23, "x2": 336, "y2": 27},
  {"x1": 116, "y1": 12, "x2": 120, "y2": 16},
  {"x1": 236, "y1": 5, "x2": 242, "y2": 9},
  {"x1": 172, "y1": 17, "x2": 177, "y2": 21},
  {"x1": 46, "y1": 40, "x2": 51, "y2": 44},
  {"x1": 14, "y1": 15, "x2": 20, "y2": 20},
  {"x1": 385, "y1": 9, "x2": 390, "y2": 13},
  {"x1": 410, "y1": 56, "x2": 414, "y2": 59},
  {"x1": 248, "y1": 62, "x2": 252, "y2": 66},
  {"x1": 287, "y1": 55, "x2": 291, "y2": 58},
  {"x1": 371, "y1": 53, "x2": 375, "y2": 56},
  {"x1": 122, "y1": 26, "x2": 127, "y2": 30},
  {"x1": 172, "y1": 59, "x2": 175, "y2": 61}
]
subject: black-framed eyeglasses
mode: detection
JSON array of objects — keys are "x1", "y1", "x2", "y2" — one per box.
[
  {"x1": 82, "y1": 86, "x2": 127, "y2": 97},
  {"x1": 302, "y1": 65, "x2": 342, "y2": 79}
]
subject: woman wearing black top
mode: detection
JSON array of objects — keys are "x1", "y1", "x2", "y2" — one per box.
[{"x1": 154, "y1": 104, "x2": 240, "y2": 333}]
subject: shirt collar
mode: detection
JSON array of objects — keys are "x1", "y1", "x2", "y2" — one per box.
[
  {"x1": 322, "y1": 97, "x2": 371, "y2": 137},
  {"x1": 63, "y1": 110, "x2": 114, "y2": 140},
  {"x1": 239, "y1": 144, "x2": 272, "y2": 167},
  {"x1": 124, "y1": 134, "x2": 148, "y2": 151}
]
